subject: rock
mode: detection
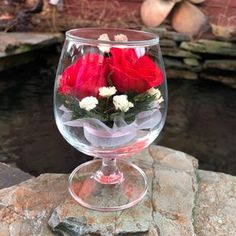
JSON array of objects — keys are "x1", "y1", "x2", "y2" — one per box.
[
  {"x1": 203, "y1": 60, "x2": 236, "y2": 71},
  {"x1": 164, "y1": 57, "x2": 186, "y2": 69},
  {"x1": 143, "y1": 26, "x2": 168, "y2": 38},
  {"x1": 184, "y1": 58, "x2": 200, "y2": 67},
  {"x1": 141, "y1": 0, "x2": 175, "y2": 27},
  {"x1": 48, "y1": 146, "x2": 198, "y2": 236},
  {"x1": 0, "y1": 145, "x2": 236, "y2": 235},
  {"x1": 0, "y1": 162, "x2": 32, "y2": 189},
  {"x1": 171, "y1": 1, "x2": 207, "y2": 36},
  {"x1": 194, "y1": 170, "x2": 236, "y2": 236},
  {"x1": 200, "y1": 73, "x2": 236, "y2": 89},
  {"x1": 162, "y1": 48, "x2": 201, "y2": 59},
  {"x1": 167, "y1": 69, "x2": 198, "y2": 80},
  {"x1": 164, "y1": 58, "x2": 202, "y2": 72},
  {"x1": 143, "y1": 27, "x2": 191, "y2": 42},
  {"x1": 160, "y1": 39, "x2": 177, "y2": 48},
  {"x1": 180, "y1": 40, "x2": 236, "y2": 56},
  {"x1": 0, "y1": 32, "x2": 63, "y2": 54},
  {"x1": 0, "y1": 174, "x2": 68, "y2": 236},
  {"x1": 0, "y1": 32, "x2": 64, "y2": 71},
  {"x1": 164, "y1": 30, "x2": 192, "y2": 42},
  {"x1": 0, "y1": 145, "x2": 197, "y2": 235}
]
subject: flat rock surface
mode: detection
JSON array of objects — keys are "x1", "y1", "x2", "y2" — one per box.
[
  {"x1": 0, "y1": 174, "x2": 68, "y2": 236},
  {"x1": 194, "y1": 170, "x2": 236, "y2": 236},
  {"x1": 0, "y1": 145, "x2": 235, "y2": 235},
  {"x1": 0, "y1": 32, "x2": 63, "y2": 55},
  {"x1": 180, "y1": 40, "x2": 236, "y2": 56},
  {"x1": 48, "y1": 146, "x2": 198, "y2": 236}
]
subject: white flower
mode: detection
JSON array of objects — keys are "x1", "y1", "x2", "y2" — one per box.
[
  {"x1": 135, "y1": 47, "x2": 145, "y2": 58},
  {"x1": 157, "y1": 96, "x2": 164, "y2": 104},
  {"x1": 79, "y1": 96, "x2": 98, "y2": 111},
  {"x1": 98, "y1": 34, "x2": 110, "y2": 53},
  {"x1": 49, "y1": 0, "x2": 60, "y2": 5},
  {"x1": 113, "y1": 95, "x2": 134, "y2": 112},
  {"x1": 147, "y1": 87, "x2": 161, "y2": 97},
  {"x1": 99, "y1": 86, "x2": 117, "y2": 97},
  {"x1": 114, "y1": 34, "x2": 128, "y2": 42},
  {"x1": 147, "y1": 87, "x2": 164, "y2": 104}
]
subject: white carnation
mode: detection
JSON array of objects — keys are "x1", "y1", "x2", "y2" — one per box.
[
  {"x1": 79, "y1": 96, "x2": 98, "y2": 111},
  {"x1": 99, "y1": 86, "x2": 117, "y2": 97},
  {"x1": 147, "y1": 87, "x2": 161, "y2": 97},
  {"x1": 98, "y1": 34, "x2": 110, "y2": 53},
  {"x1": 147, "y1": 87, "x2": 164, "y2": 103},
  {"x1": 114, "y1": 34, "x2": 128, "y2": 42},
  {"x1": 135, "y1": 47, "x2": 145, "y2": 58},
  {"x1": 157, "y1": 96, "x2": 164, "y2": 104},
  {"x1": 113, "y1": 95, "x2": 134, "y2": 112}
]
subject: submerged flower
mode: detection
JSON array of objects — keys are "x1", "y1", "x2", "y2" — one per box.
[
  {"x1": 98, "y1": 34, "x2": 110, "y2": 53},
  {"x1": 147, "y1": 87, "x2": 164, "y2": 104},
  {"x1": 113, "y1": 95, "x2": 134, "y2": 112},
  {"x1": 157, "y1": 96, "x2": 164, "y2": 103},
  {"x1": 147, "y1": 87, "x2": 161, "y2": 97},
  {"x1": 99, "y1": 86, "x2": 117, "y2": 97},
  {"x1": 58, "y1": 54, "x2": 109, "y2": 99},
  {"x1": 114, "y1": 34, "x2": 128, "y2": 42},
  {"x1": 110, "y1": 48, "x2": 163, "y2": 93},
  {"x1": 79, "y1": 96, "x2": 98, "y2": 111}
]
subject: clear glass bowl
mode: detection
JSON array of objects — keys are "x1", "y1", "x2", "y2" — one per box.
[{"x1": 54, "y1": 28, "x2": 167, "y2": 211}]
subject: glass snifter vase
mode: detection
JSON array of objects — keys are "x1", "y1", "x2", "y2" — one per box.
[{"x1": 54, "y1": 28, "x2": 167, "y2": 211}]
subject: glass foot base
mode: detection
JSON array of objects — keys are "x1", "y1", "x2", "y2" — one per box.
[{"x1": 68, "y1": 159, "x2": 148, "y2": 211}]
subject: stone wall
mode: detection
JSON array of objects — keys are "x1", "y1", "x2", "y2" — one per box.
[{"x1": 144, "y1": 27, "x2": 236, "y2": 89}]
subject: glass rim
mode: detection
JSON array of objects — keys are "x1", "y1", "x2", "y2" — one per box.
[{"x1": 65, "y1": 28, "x2": 159, "y2": 47}]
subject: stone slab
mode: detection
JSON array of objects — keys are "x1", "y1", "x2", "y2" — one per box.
[
  {"x1": 160, "y1": 39, "x2": 177, "y2": 48},
  {"x1": 1, "y1": 146, "x2": 236, "y2": 235},
  {"x1": 200, "y1": 73, "x2": 236, "y2": 89},
  {"x1": 167, "y1": 69, "x2": 198, "y2": 80},
  {"x1": 184, "y1": 58, "x2": 200, "y2": 67},
  {"x1": 203, "y1": 60, "x2": 236, "y2": 71},
  {"x1": 0, "y1": 32, "x2": 63, "y2": 71},
  {"x1": 180, "y1": 40, "x2": 236, "y2": 56},
  {"x1": 48, "y1": 146, "x2": 198, "y2": 236},
  {"x1": 194, "y1": 170, "x2": 236, "y2": 236},
  {"x1": 164, "y1": 58, "x2": 202, "y2": 72},
  {"x1": 0, "y1": 162, "x2": 32, "y2": 189},
  {"x1": 0, "y1": 32, "x2": 63, "y2": 55},
  {"x1": 0, "y1": 174, "x2": 68, "y2": 236},
  {"x1": 142, "y1": 27, "x2": 191, "y2": 42},
  {"x1": 0, "y1": 145, "x2": 198, "y2": 235},
  {"x1": 162, "y1": 48, "x2": 201, "y2": 59}
]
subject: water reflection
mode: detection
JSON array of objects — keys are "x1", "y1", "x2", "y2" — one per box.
[{"x1": 0, "y1": 60, "x2": 235, "y2": 175}]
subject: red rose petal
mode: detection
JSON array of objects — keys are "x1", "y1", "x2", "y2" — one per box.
[{"x1": 110, "y1": 48, "x2": 163, "y2": 93}]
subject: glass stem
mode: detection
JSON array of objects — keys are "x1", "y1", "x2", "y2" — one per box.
[{"x1": 94, "y1": 158, "x2": 124, "y2": 184}]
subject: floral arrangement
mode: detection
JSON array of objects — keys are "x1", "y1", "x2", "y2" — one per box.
[{"x1": 57, "y1": 34, "x2": 164, "y2": 147}]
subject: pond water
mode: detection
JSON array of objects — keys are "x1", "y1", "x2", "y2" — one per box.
[{"x1": 0, "y1": 58, "x2": 235, "y2": 176}]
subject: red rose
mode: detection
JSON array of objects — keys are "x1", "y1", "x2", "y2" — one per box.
[
  {"x1": 110, "y1": 48, "x2": 163, "y2": 93},
  {"x1": 58, "y1": 54, "x2": 109, "y2": 99}
]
